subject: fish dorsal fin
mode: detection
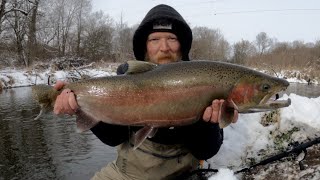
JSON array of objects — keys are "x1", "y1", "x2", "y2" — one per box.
[{"x1": 126, "y1": 60, "x2": 158, "y2": 74}]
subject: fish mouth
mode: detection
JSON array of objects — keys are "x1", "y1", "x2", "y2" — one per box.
[
  {"x1": 244, "y1": 96, "x2": 291, "y2": 113},
  {"x1": 264, "y1": 97, "x2": 291, "y2": 109}
]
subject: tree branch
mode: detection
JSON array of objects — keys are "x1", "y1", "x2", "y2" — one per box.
[{"x1": 4, "y1": 8, "x2": 28, "y2": 16}]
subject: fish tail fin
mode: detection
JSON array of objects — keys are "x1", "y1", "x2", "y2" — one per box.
[
  {"x1": 75, "y1": 109, "x2": 100, "y2": 132},
  {"x1": 32, "y1": 84, "x2": 60, "y2": 119},
  {"x1": 133, "y1": 126, "x2": 157, "y2": 150},
  {"x1": 34, "y1": 103, "x2": 51, "y2": 120},
  {"x1": 34, "y1": 107, "x2": 44, "y2": 120}
]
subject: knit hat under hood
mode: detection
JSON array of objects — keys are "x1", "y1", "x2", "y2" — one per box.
[{"x1": 133, "y1": 4, "x2": 193, "y2": 61}]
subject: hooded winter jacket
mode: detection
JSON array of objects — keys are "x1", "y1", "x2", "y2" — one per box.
[{"x1": 90, "y1": 4, "x2": 224, "y2": 160}]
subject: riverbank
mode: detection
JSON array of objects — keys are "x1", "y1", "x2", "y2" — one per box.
[{"x1": 0, "y1": 63, "x2": 119, "y2": 90}]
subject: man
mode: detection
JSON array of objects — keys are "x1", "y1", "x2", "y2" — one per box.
[{"x1": 54, "y1": 4, "x2": 238, "y2": 180}]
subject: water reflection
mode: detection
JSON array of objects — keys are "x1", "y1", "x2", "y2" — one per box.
[
  {"x1": 283, "y1": 83, "x2": 320, "y2": 98},
  {"x1": 0, "y1": 87, "x2": 116, "y2": 180}
]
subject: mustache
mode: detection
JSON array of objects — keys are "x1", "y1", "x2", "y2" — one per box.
[{"x1": 157, "y1": 54, "x2": 174, "y2": 60}]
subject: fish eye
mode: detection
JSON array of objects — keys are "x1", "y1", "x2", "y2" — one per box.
[{"x1": 261, "y1": 84, "x2": 271, "y2": 91}]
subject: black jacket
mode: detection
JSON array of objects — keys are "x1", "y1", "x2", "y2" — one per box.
[{"x1": 90, "y1": 64, "x2": 224, "y2": 160}]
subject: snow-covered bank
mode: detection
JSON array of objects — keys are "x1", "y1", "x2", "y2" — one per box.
[
  {"x1": 259, "y1": 69, "x2": 319, "y2": 85},
  {"x1": 208, "y1": 93, "x2": 320, "y2": 179},
  {"x1": 0, "y1": 67, "x2": 117, "y2": 89}
]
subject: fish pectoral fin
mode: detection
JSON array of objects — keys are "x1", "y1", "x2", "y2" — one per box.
[
  {"x1": 126, "y1": 61, "x2": 158, "y2": 74},
  {"x1": 75, "y1": 109, "x2": 100, "y2": 133},
  {"x1": 228, "y1": 99, "x2": 239, "y2": 111},
  {"x1": 133, "y1": 126, "x2": 156, "y2": 150},
  {"x1": 219, "y1": 100, "x2": 236, "y2": 128},
  {"x1": 147, "y1": 128, "x2": 158, "y2": 138},
  {"x1": 218, "y1": 111, "x2": 234, "y2": 128}
]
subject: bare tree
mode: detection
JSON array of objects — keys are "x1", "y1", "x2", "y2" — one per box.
[
  {"x1": 256, "y1": 32, "x2": 273, "y2": 56},
  {"x1": 112, "y1": 13, "x2": 135, "y2": 62},
  {"x1": 26, "y1": 0, "x2": 39, "y2": 65},
  {"x1": 191, "y1": 26, "x2": 230, "y2": 60},
  {"x1": 74, "y1": 0, "x2": 91, "y2": 56},
  {"x1": 0, "y1": 0, "x2": 7, "y2": 33},
  {"x1": 0, "y1": 0, "x2": 29, "y2": 33},
  {"x1": 232, "y1": 39, "x2": 255, "y2": 65},
  {"x1": 82, "y1": 11, "x2": 114, "y2": 61},
  {"x1": 5, "y1": 0, "x2": 30, "y2": 66},
  {"x1": 48, "y1": 0, "x2": 79, "y2": 56}
]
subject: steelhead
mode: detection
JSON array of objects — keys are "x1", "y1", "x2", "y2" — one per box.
[{"x1": 32, "y1": 60, "x2": 291, "y2": 148}]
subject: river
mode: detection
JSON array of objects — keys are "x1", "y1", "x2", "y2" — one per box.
[
  {"x1": 0, "y1": 83, "x2": 319, "y2": 180},
  {"x1": 0, "y1": 87, "x2": 116, "y2": 180}
]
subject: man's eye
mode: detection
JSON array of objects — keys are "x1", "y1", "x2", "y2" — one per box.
[
  {"x1": 149, "y1": 38, "x2": 159, "y2": 42},
  {"x1": 168, "y1": 37, "x2": 177, "y2": 41}
]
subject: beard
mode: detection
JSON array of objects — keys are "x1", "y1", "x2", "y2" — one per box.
[{"x1": 145, "y1": 53, "x2": 182, "y2": 64}]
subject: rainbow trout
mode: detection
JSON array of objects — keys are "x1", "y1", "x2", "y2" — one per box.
[{"x1": 32, "y1": 60, "x2": 291, "y2": 148}]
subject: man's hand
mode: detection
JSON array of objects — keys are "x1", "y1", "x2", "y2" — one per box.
[
  {"x1": 202, "y1": 99, "x2": 238, "y2": 124},
  {"x1": 53, "y1": 80, "x2": 79, "y2": 115}
]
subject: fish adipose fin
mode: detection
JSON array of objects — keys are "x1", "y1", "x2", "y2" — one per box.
[
  {"x1": 75, "y1": 109, "x2": 100, "y2": 132},
  {"x1": 133, "y1": 126, "x2": 156, "y2": 150},
  {"x1": 125, "y1": 61, "x2": 158, "y2": 74}
]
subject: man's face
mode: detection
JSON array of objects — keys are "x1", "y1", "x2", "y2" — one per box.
[{"x1": 145, "y1": 32, "x2": 182, "y2": 64}]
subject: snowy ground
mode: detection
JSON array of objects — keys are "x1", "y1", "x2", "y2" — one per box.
[
  {"x1": 207, "y1": 93, "x2": 320, "y2": 180},
  {"x1": 0, "y1": 65, "x2": 117, "y2": 88},
  {"x1": 0, "y1": 66, "x2": 319, "y2": 179}
]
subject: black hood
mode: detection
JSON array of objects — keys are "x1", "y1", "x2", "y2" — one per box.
[{"x1": 133, "y1": 4, "x2": 193, "y2": 61}]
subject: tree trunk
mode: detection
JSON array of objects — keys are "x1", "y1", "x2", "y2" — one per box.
[
  {"x1": 27, "y1": 0, "x2": 39, "y2": 66},
  {"x1": 76, "y1": 1, "x2": 83, "y2": 56},
  {"x1": 13, "y1": 0, "x2": 27, "y2": 67},
  {"x1": 0, "y1": 0, "x2": 7, "y2": 33}
]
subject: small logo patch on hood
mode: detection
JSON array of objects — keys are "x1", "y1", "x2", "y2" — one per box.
[{"x1": 153, "y1": 24, "x2": 172, "y2": 30}]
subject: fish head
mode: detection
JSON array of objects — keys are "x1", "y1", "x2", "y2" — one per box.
[{"x1": 227, "y1": 72, "x2": 290, "y2": 112}]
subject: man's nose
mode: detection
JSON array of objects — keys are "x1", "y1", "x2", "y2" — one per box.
[{"x1": 159, "y1": 39, "x2": 170, "y2": 52}]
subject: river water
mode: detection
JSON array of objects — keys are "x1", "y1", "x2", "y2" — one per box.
[
  {"x1": 0, "y1": 83, "x2": 319, "y2": 180},
  {"x1": 0, "y1": 87, "x2": 116, "y2": 180}
]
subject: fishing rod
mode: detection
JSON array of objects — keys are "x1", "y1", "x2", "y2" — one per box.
[
  {"x1": 235, "y1": 136, "x2": 320, "y2": 174},
  {"x1": 182, "y1": 136, "x2": 320, "y2": 179}
]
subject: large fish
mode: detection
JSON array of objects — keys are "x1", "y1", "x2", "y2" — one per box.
[{"x1": 32, "y1": 60, "x2": 291, "y2": 148}]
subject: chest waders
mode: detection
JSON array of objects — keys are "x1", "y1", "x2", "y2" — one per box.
[{"x1": 91, "y1": 138, "x2": 199, "y2": 180}]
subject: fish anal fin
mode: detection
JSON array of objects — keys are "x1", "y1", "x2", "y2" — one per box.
[
  {"x1": 126, "y1": 61, "x2": 158, "y2": 74},
  {"x1": 75, "y1": 109, "x2": 99, "y2": 132},
  {"x1": 133, "y1": 126, "x2": 156, "y2": 150}
]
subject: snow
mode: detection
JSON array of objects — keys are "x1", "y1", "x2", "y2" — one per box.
[
  {"x1": 0, "y1": 67, "x2": 116, "y2": 88},
  {"x1": 208, "y1": 93, "x2": 320, "y2": 179},
  {"x1": 1, "y1": 67, "x2": 319, "y2": 179},
  {"x1": 209, "y1": 168, "x2": 237, "y2": 180}
]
